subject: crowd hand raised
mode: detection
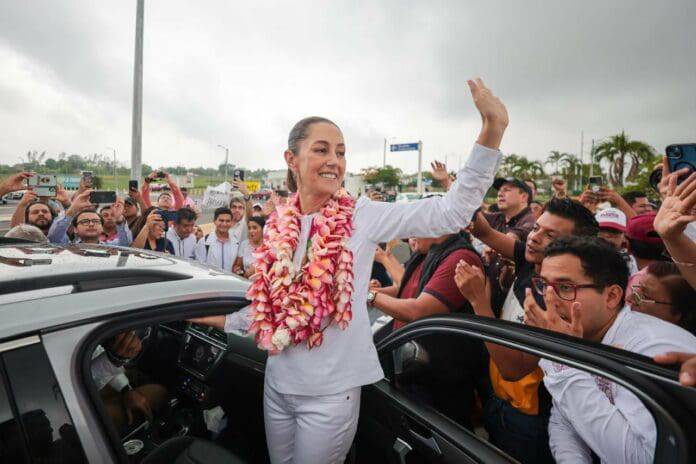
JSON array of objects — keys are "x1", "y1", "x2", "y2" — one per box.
[
  {"x1": 653, "y1": 172, "x2": 696, "y2": 240},
  {"x1": 657, "y1": 156, "x2": 691, "y2": 201},
  {"x1": 146, "y1": 211, "x2": 164, "y2": 233},
  {"x1": 524, "y1": 288, "x2": 583, "y2": 338},
  {"x1": 654, "y1": 352, "x2": 696, "y2": 387},
  {"x1": 454, "y1": 260, "x2": 488, "y2": 304},
  {"x1": 598, "y1": 186, "x2": 622, "y2": 204},
  {"x1": 374, "y1": 246, "x2": 389, "y2": 264},
  {"x1": 123, "y1": 389, "x2": 152, "y2": 425},
  {"x1": 55, "y1": 184, "x2": 71, "y2": 207},
  {"x1": 430, "y1": 161, "x2": 449, "y2": 182},
  {"x1": 66, "y1": 189, "x2": 95, "y2": 216},
  {"x1": 18, "y1": 189, "x2": 38, "y2": 206},
  {"x1": 111, "y1": 197, "x2": 125, "y2": 222},
  {"x1": 233, "y1": 180, "x2": 250, "y2": 196},
  {"x1": 0, "y1": 172, "x2": 33, "y2": 196},
  {"x1": 551, "y1": 178, "x2": 567, "y2": 198},
  {"x1": 579, "y1": 188, "x2": 598, "y2": 207},
  {"x1": 468, "y1": 78, "x2": 508, "y2": 150}
]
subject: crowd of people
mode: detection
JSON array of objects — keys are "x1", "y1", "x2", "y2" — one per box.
[{"x1": 2, "y1": 90, "x2": 696, "y2": 463}]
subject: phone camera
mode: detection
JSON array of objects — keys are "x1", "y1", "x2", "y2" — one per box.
[{"x1": 667, "y1": 145, "x2": 682, "y2": 159}]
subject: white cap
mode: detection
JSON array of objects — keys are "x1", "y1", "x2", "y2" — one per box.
[{"x1": 595, "y1": 207, "x2": 626, "y2": 232}]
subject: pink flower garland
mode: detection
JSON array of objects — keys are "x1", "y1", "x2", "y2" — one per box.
[{"x1": 246, "y1": 189, "x2": 355, "y2": 353}]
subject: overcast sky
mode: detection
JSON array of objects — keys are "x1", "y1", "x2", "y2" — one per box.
[{"x1": 1, "y1": 0, "x2": 694, "y2": 175}]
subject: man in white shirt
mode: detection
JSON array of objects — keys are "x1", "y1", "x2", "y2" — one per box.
[
  {"x1": 195, "y1": 206, "x2": 240, "y2": 271},
  {"x1": 166, "y1": 207, "x2": 198, "y2": 259},
  {"x1": 524, "y1": 235, "x2": 696, "y2": 464},
  {"x1": 228, "y1": 196, "x2": 248, "y2": 243}
]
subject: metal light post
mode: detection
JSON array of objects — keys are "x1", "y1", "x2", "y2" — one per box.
[
  {"x1": 107, "y1": 147, "x2": 117, "y2": 189},
  {"x1": 130, "y1": 0, "x2": 144, "y2": 182},
  {"x1": 416, "y1": 140, "x2": 423, "y2": 195},
  {"x1": 218, "y1": 145, "x2": 230, "y2": 184}
]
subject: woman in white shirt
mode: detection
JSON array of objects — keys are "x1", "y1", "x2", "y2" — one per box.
[
  {"x1": 191, "y1": 78, "x2": 507, "y2": 464},
  {"x1": 233, "y1": 216, "x2": 265, "y2": 278}
]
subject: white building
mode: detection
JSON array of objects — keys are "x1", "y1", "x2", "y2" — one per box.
[{"x1": 265, "y1": 169, "x2": 288, "y2": 190}]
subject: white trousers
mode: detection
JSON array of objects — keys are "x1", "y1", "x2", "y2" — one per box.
[{"x1": 263, "y1": 381, "x2": 361, "y2": 464}]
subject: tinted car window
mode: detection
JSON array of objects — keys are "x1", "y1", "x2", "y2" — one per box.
[
  {"x1": 3, "y1": 343, "x2": 86, "y2": 463},
  {"x1": 0, "y1": 369, "x2": 29, "y2": 463}
]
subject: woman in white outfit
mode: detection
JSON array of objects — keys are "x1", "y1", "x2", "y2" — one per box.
[{"x1": 191, "y1": 78, "x2": 508, "y2": 464}]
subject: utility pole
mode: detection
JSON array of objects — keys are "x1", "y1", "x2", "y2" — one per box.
[
  {"x1": 218, "y1": 144, "x2": 230, "y2": 184},
  {"x1": 416, "y1": 140, "x2": 423, "y2": 194},
  {"x1": 590, "y1": 139, "x2": 595, "y2": 177},
  {"x1": 130, "y1": 0, "x2": 144, "y2": 182},
  {"x1": 382, "y1": 138, "x2": 387, "y2": 168},
  {"x1": 107, "y1": 147, "x2": 117, "y2": 189},
  {"x1": 580, "y1": 130, "x2": 584, "y2": 189}
]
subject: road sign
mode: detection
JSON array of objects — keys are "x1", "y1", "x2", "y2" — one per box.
[
  {"x1": 390, "y1": 143, "x2": 420, "y2": 152},
  {"x1": 244, "y1": 181, "x2": 261, "y2": 193}
]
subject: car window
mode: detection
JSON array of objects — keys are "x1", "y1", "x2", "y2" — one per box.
[
  {"x1": 3, "y1": 343, "x2": 86, "y2": 463},
  {"x1": 0, "y1": 368, "x2": 29, "y2": 463},
  {"x1": 380, "y1": 332, "x2": 659, "y2": 463}
]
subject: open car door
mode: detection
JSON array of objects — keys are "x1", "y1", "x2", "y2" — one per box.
[{"x1": 356, "y1": 314, "x2": 696, "y2": 464}]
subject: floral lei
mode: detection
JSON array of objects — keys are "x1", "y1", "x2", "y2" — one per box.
[{"x1": 246, "y1": 189, "x2": 355, "y2": 353}]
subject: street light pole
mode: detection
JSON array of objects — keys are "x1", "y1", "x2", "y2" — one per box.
[
  {"x1": 130, "y1": 0, "x2": 144, "y2": 182},
  {"x1": 416, "y1": 140, "x2": 423, "y2": 195},
  {"x1": 218, "y1": 144, "x2": 230, "y2": 184},
  {"x1": 107, "y1": 147, "x2": 117, "y2": 189}
]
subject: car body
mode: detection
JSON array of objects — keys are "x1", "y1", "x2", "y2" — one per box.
[
  {"x1": 8, "y1": 189, "x2": 26, "y2": 200},
  {"x1": 395, "y1": 192, "x2": 422, "y2": 203},
  {"x1": 1, "y1": 241, "x2": 695, "y2": 463}
]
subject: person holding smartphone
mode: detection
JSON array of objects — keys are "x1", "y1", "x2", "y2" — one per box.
[
  {"x1": 131, "y1": 208, "x2": 175, "y2": 254},
  {"x1": 47, "y1": 190, "x2": 132, "y2": 246},
  {"x1": 141, "y1": 171, "x2": 185, "y2": 211}
]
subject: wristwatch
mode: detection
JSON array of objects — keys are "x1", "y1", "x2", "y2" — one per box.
[{"x1": 367, "y1": 290, "x2": 377, "y2": 306}]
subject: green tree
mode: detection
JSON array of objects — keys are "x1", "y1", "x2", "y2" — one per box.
[
  {"x1": 500, "y1": 154, "x2": 545, "y2": 180},
  {"x1": 593, "y1": 132, "x2": 655, "y2": 188},
  {"x1": 545, "y1": 150, "x2": 569, "y2": 175},
  {"x1": 560, "y1": 154, "x2": 583, "y2": 193},
  {"x1": 361, "y1": 165, "x2": 403, "y2": 187}
]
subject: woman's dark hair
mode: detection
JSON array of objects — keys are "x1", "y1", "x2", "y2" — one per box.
[
  {"x1": 286, "y1": 116, "x2": 340, "y2": 193},
  {"x1": 132, "y1": 206, "x2": 157, "y2": 237},
  {"x1": 646, "y1": 261, "x2": 696, "y2": 334},
  {"x1": 248, "y1": 216, "x2": 266, "y2": 230},
  {"x1": 543, "y1": 198, "x2": 599, "y2": 237},
  {"x1": 545, "y1": 235, "x2": 629, "y2": 306},
  {"x1": 72, "y1": 209, "x2": 104, "y2": 228}
]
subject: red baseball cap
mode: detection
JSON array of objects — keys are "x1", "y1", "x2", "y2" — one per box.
[{"x1": 626, "y1": 213, "x2": 663, "y2": 245}]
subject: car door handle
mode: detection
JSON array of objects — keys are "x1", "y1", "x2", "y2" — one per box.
[
  {"x1": 408, "y1": 428, "x2": 443, "y2": 457},
  {"x1": 392, "y1": 437, "x2": 412, "y2": 464}
]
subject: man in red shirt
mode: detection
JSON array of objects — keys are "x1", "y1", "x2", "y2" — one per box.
[{"x1": 368, "y1": 232, "x2": 487, "y2": 428}]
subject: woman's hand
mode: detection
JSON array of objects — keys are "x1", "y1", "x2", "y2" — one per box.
[
  {"x1": 468, "y1": 78, "x2": 508, "y2": 149},
  {"x1": 145, "y1": 211, "x2": 165, "y2": 237},
  {"x1": 653, "y1": 172, "x2": 696, "y2": 240}
]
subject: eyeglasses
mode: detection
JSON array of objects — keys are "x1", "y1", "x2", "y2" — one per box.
[
  {"x1": 630, "y1": 285, "x2": 672, "y2": 306},
  {"x1": 531, "y1": 276, "x2": 603, "y2": 302},
  {"x1": 76, "y1": 218, "x2": 102, "y2": 226}
]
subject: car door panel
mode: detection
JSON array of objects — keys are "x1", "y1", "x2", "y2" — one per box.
[{"x1": 362, "y1": 314, "x2": 696, "y2": 464}]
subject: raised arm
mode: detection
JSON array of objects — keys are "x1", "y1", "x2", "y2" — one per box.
[
  {"x1": 470, "y1": 211, "x2": 517, "y2": 260},
  {"x1": 0, "y1": 172, "x2": 32, "y2": 198},
  {"x1": 165, "y1": 172, "x2": 185, "y2": 209},
  {"x1": 356, "y1": 79, "x2": 506, "y2": 244},
  {"x1": 141, "y1": 173, "x2": 154, "y2": 208},
  {"x1": 10, "y1": 190, "x2": 38, "y2": 228}
]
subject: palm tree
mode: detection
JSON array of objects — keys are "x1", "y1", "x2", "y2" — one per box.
[
  {"x1": 499, "y1": 154, "x2": 522, "y2": 177},
  {"x1": 593, "y1": 132, "x2": 655, "y2": 188},
  {"x1": 510, "y1": 157, "x2": 545, "y2": 180},
  {"x1": 560, "y1": 154, "x2": 583, "y2": 192},
  {"x1": 545, "y1": 151, "x2": 569, "y2": 175}
]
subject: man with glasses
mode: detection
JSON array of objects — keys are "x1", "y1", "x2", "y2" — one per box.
[
  {"x1": 457, "y1": 197, "x2": 599, "y2": 463},
  {"x1": 48, "y1": 190, "x2": 132, "y2": 246},
  {"x1": 524, "y1": 235, "x2": 696, "y2": 464}
]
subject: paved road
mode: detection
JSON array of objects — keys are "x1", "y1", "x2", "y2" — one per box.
[{"x1": 0, "y1": 196, "x2": 214, "y2": 236}]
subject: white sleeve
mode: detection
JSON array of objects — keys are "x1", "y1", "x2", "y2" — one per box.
[
  {"x1": 549, "y1": 400, "x2": 593, "y2": 463},
  {"x1": 224, "y1": 305, "x2": 253, "y2": 333},
  {"x1": 91, "y1": 346, "x2": 129, "y2": 392},
  {"x1": 355, "y1": 143, "x2": 500, "y2": 243},
  {"x1": 194, "y1": 238, "x2": 206, "y2": 263},
  {"x1": 540, "y1": 359, "x2": 655, "y2": 464}
]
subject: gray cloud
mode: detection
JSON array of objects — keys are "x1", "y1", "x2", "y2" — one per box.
[{"x1": 0, "y1": 0, "x2": 694, "y2": 172}]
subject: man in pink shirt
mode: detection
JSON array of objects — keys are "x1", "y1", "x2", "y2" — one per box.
[{"x1": 140, "y1": 171, "x2": 185, "y2": 211}]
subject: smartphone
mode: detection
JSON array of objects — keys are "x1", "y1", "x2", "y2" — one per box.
[
  {"x1": 233, "y1": 169, "x2": 245, "y2": 182},
  {"x1": 666, "y1": 144, "x2": 696, "y2": 184},
  {"x1": 90, "y1": 191, "x2": 116, "y2": 204},
  {"x1": 588, "y1": 176, "x2": 603, "y2": 193},
  {"x1": 276, "y1": 190, "x2": 289, "y2": 198},
  {"x1": 156, "y1": 171, "x2": 166, "y2": 179},
  {"x1": 27, "y1": 174, "x2": 58, "y2": 197},
  {"x1": 156, "y1": 209, "x2": 178, "y2": 229},
  {"x1": 81, "y1": 171, "x2": 93, "y2": 186},
  {"x1": 128, "y1": 180, "x2": 138, "y2": 192}
]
